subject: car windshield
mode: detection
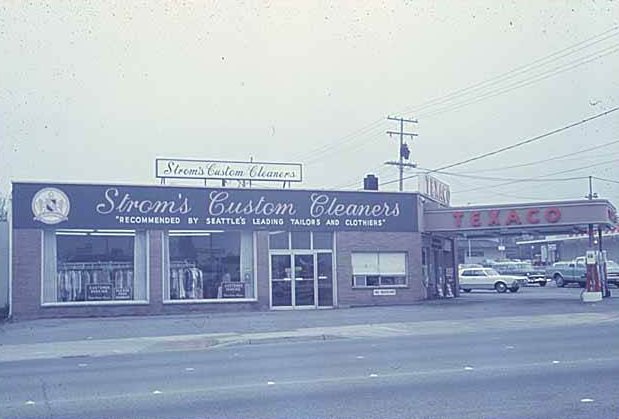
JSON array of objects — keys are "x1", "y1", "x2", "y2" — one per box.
[{"x1": 606, "y1": 261, "x2": 619, "y2": 268}]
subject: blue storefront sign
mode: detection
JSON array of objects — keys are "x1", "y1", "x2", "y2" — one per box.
[{"x1": 12, "y1": 182, "x2": 419, "y2": 232}]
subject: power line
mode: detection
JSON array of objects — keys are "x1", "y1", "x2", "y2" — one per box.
[
  {"x1": 332, "y1": 163, "x2": 387, "y2": 190},
  {"x1": 290, "y1": 119, "x2": 386, "y2": 162},
  {"x1": 398, "y1": 25, "x2": 619, "y2": 117},
  {"x1": 418, "y1": 43, "x2": 619, "y2": 119},
  {"x1": 287, "y1": 25, "x2": 619, "y2": 169},
  {"x1": 454, "y1": 157, "x2": 619, "y2": 195},
  {"x1": 444, "y1": 137, "x2": 619, "y2": 174},
  {"x1": 592, "y1": 176, "x2": 619, "y2": 185},
  {"x1": 417, "y1": 170, "x2": 588, "y2": 182},
  {"x1": 379, "y1": 106, "x2": 619, "y2": 188}
]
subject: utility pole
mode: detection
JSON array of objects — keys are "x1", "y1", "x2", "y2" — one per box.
[
  {"x1": 385, "y1": 116, "x2": 418, "y2": 191},
  {"x1": 586, "y1": 176, "x2": 598, "y2": 248},
  {"x1": 586, "y1": 176, "x2": 598, "y2": 200}
]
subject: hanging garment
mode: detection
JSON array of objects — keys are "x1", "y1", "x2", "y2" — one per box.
[
  {"x1": 183, "y1": 269, "x2": 193, "y2": 299},
  {"x1": 170, "y1": 269, "x2": 179, "y2": 299}
]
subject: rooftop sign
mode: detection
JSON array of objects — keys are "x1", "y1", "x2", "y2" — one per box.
[
  {"x1": 155, "y1": 158, "x2": 303, "y2": 183},
  {"x1": 418, "y1": 174, "x2": 450, "y2": 207}
]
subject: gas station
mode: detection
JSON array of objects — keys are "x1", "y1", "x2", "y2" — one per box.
[{"x1": 423, "y1": 197, "x2": 619, "y2": 302}]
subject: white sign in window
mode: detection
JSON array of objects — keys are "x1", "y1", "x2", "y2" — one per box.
[{"x1": 351, "y1": 253, "x2": 379, "y2": 275}]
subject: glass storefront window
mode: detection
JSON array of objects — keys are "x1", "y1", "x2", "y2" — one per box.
[
  {"x1": 43, "y1": 230, "x2": 148, "y2": 304},
  {"x1": 269, "y1": 232, "x2": 334, "y2": 251},
  {"x1": 164, "y1": 231, "x2": 255, "y2": 301},
  {"x1": 351, "y1": 252, "x2": 407, "y2": 288},
  {"x1": 269, "y1": 231, "x2": 289, "y2": 249},
  {"x1": 291, "y1": 231, "x2": 310, "y2": 249},
  {"x1": 312, "y1": 232, "x2": 333, "y2": 249}
]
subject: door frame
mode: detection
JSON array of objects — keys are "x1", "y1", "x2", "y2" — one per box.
[{"x1": 268, "y1": 250, "x2": 335, "y2": 310}]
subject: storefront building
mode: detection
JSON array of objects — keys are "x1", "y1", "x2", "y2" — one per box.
[
  {"x1": 10, "y1": 182, "x2": 454, "y2": 319},
  {"x1": 9, "y1": 181, "x2": 616, "y2": 319}
]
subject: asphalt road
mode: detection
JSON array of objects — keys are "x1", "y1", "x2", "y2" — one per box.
[{"x1": 1, "y1": 314, "x2": 618, "y2": 418}]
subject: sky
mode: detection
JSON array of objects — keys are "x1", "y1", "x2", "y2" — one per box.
[{"x1": 1, "y1": 1, "x2": 619, "y2": 206}]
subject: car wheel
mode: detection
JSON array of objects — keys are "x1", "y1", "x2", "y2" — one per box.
[
  {"x1": 495, "y1": 282, "x2": 508, "y2": 293},
  {"x1": 509, "y1": 287, "x2": 519, "y2": 293},
  {"x1": 462, "y1": 288, "x2": 471, "y2": 293},
  {"x1": 554, "y1": 275, "x2": 565, "y2": 288},
  {"x1": 539, "y1": 281, "x2": 547, "y2": 287}
]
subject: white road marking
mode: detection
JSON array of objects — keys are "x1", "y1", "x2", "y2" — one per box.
[
  {"x1": 356, "y1": 356, "x2": 365, "y2": 359},
  {"x1": 464, "y1": 366, "x2": 474, "y2": 371},
  {"x1": 152, "y1": 390, "x2": 162, "y2": 395},
  {"x1": 505, "y1": 345, "x2": 515, "y2": 349},
  {"x1": 86, "y1": 336, "x2": 93, "y2": 340},
  {"x1": 25, "y1": 400, "x2": 36, "y2": 405},
  {"x1": 369, "y1": 373, "x2": 378, "y2": 378},
  {"x1": 580, "y1": 398, "x2": 594, "y2": 403},
  {"x1": 185, "y1": 367, "x2": 195, "y2": 371},
  {"x1": 267, "y1": 381, "x2": 275, "y2": 385},
  {"x1": 78, "y1": 363, "x2": 88, "y2": 367},
  {"x1": 552, "y1": 361, "x2": 560, "y2": 364}
]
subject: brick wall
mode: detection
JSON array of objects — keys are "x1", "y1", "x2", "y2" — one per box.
[
  {"x1": 11, "y1": 229, "x2": 263, "y2": 320},
  {"x1": 336, "y1": 231, "x2": 424, "y2": 307},
  {"x1": 255, "y1": 231, "x2": 271, "y2": 309},
  {"x1": 12, "y1": 228, "x2": 427, "y2": 319},
  {"x1": 11, "y1": 229, "x2": 42, "y2": 319}
]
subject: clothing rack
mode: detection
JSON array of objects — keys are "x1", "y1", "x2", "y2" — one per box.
[
  {"x1": 59, "y1": 261, "x2": 134, "y2": 271},
  {"x1": 169, "y1": 263, "x2": 203, "y2": 300},
  {"x1": 170, "y1": 260, "x2": 197, "y2": 269},
  {"x1": 56, "y1": 261, "x2": 135, "y2": 302}
]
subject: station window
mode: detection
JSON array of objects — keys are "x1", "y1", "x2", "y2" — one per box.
[
  {"x1": 351, "y1": 252, "x2": 407, "y2": 288},
  {"x1": 163, "y1": 231, "x2": 255, "y2": 302},
  {"x1": 42, "y1": 230, "x2": 148, "y2": 304}
]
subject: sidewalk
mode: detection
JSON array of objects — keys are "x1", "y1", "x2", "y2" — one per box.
[
  {"x1": 1, "y1": 310, "x2": 618, "y2": 363},
  {"x1": 0, "y1": 290, "x2": 617, "y2": 362}
]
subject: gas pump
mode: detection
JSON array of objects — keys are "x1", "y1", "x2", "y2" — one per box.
[{"x1": 581, "y1": 250, "x2": 602, "y2": 302}]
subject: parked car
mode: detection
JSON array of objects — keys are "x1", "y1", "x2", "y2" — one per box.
[
  {"x1": 489, "y1": 261, "x2": 547, "y2": 287},
  {"x1": 459, "y1": 267, "x2": 526, "y2": 293},
  {"x1": 458, "y1": 263, "x2": 483, "y2": 274},
  {"x1": 545, "y1": 257, "x2": 619, "y2": 288},
  {"x1": 545, "y1": 260, "x2": 586, "y2": 287},
  {"x1": 604, "y1": 260, "x2": 619, "y2": 287}
]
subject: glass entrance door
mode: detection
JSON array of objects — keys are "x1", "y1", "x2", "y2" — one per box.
[
  {"x1": 317, "y1": 252, "x2": 333, "y2": 307},
  {"x1": 293, "y1": 254, "x2": 315, "y2": 307},
  {"x1": 270, "y1": 252, "x2": 333, "y2": 309},
  {"x1": 271, "y1": 254, "x2": 292, "y2": 307}
]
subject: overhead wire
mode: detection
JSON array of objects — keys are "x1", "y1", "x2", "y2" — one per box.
[
  {"x1": 418, "y1": 43, "x2": 619, "y2": 119},
  {"x1": 288, "y1": 25, "x2": 619, "y2": 169},
  {"x1": 592, "y1": 176, "x2": 619, "y2": 185},
  {"x1": 415, "y1": 170, "x2": 588, "y2": 182},
  {"x1": 396, "y1": 25, "x2": 619, "y2": 117},
  {"x1": 454, "y1": 157, "x2": 619, "y2": 195},
  {"x1": 378, "y1": 106, "x2": 619, "y2": 187},
  {"x1": 290, "y1": 119, "x2": 386, "y2": 163},
  {"x1": 444, "y1": 137, "x2": 619, "y2": 174}
]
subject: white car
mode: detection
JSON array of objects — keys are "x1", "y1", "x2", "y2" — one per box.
[{"x1": 459, "y1": 267, "x2": 526, "y2": 293}]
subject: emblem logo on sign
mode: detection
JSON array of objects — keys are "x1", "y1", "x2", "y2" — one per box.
[{"x1": 32, "y1": 188, "x2": 70, "y2": 225}]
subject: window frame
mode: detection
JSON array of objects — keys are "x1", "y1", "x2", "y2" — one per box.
[
  {"x1": 162, "y1": 230, "x2": 259, "y2": 304},
  {"x1": 40, "y1": 229, "x2": 150, "y2": 307},
  {"x1": 351, "y1": 251, "x2": 408, "y2": 289}
]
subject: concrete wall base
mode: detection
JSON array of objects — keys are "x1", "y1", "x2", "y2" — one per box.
[{"x1": 581, "y1": 291, "x2": 602, "y2": 303}]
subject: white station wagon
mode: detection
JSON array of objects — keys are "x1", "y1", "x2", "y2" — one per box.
[{"x1": 459, "y1": 268, "x2": 526, "y2": 293}]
